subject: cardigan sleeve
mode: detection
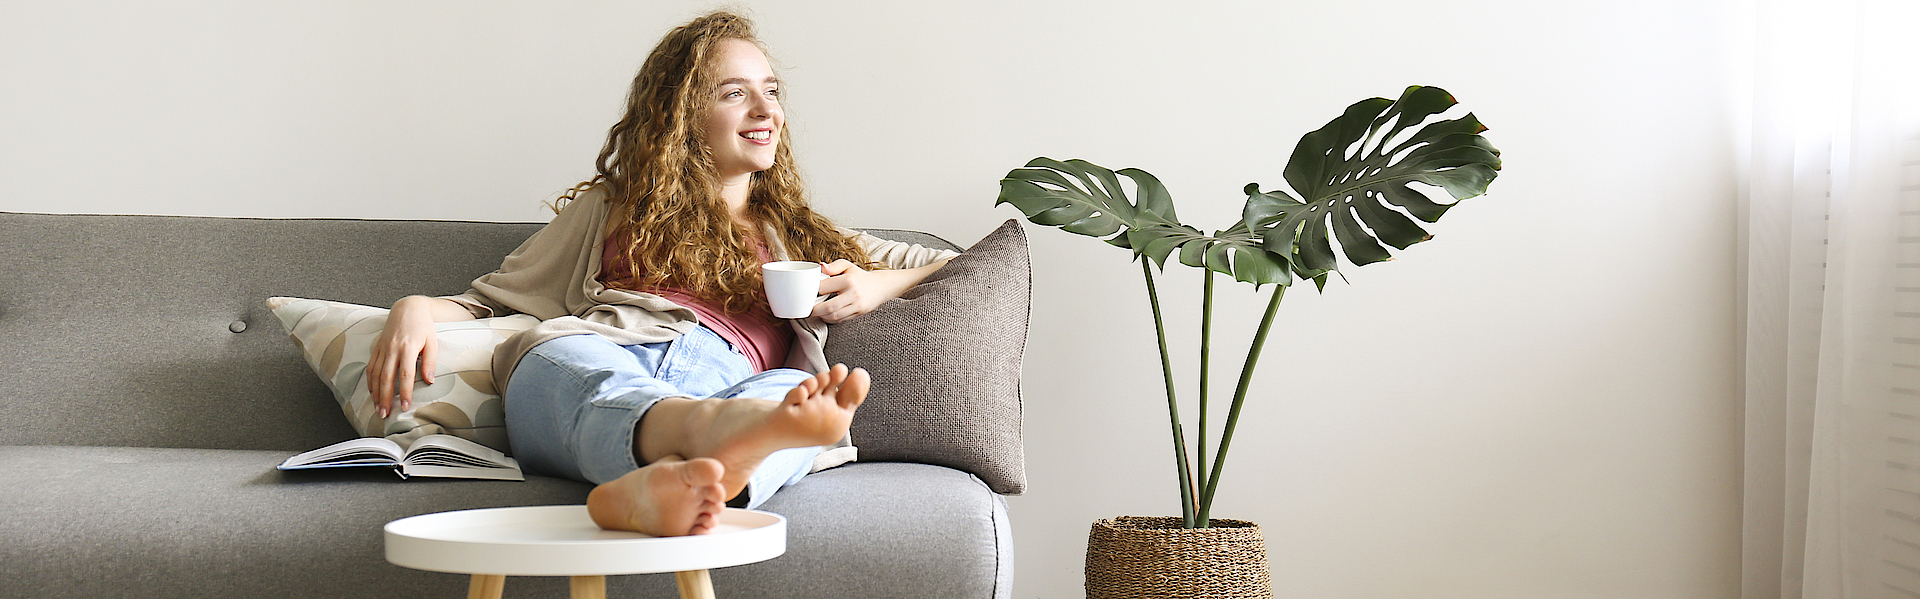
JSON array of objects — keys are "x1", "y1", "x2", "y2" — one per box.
[
  {"x1": 847, "y1": 228, "x2": 961, "y2": 270},
  {"x1": 443, "y1": 190, "x2": 609, "y2": 321}
]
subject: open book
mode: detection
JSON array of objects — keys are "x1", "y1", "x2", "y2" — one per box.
[{"x1": 278, "y1": 434, "x2": 523, "y2": 481}]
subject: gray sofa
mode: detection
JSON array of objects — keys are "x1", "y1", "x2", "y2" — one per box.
[{"x1": 0, "y1": 211, "x2": 1017, "y2": 598}]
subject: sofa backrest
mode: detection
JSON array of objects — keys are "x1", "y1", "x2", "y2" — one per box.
[
  {"x1": 0, "y1": 212, "x2": 962, "y2": 452},
  {"x1": 0, "y1": 212, "x2": 544, "y2": 450}
]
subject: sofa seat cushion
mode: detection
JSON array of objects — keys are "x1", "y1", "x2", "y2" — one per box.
[
  {"x1": 729, "y1": 461, "x2": 1014, "y2": 598},
  {"x1": 0, "y1": 446, "x2": 1009, "y2": 599}
]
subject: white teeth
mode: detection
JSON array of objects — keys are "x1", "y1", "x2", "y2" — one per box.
[{"x1": 744, "y1": 130, "x2": 771, "y2": 140}]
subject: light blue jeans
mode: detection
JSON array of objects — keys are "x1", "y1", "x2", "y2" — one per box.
[{"x1": 503, "y1": 327, "x2": 822, "y2": 509}]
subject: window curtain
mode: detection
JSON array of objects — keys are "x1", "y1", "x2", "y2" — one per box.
[{"x1": 1738, "y1": 0, "x2": 1920, "y2": 597}]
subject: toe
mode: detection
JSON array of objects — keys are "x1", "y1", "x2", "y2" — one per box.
[
  {"x1": 690, "y1": 510, "x2": 718, "y2": 535},
  {"x1": 838, "y1": 367, "x2": 870, "y2": 408},
  {"x1": 679, "y1": 457, "x2": 724, "y2": 487},
  {"x1": 787, "y1": 373, "x2": 824, "y2": 406}
]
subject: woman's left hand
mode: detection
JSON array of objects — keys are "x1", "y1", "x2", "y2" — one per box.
[{"x1": 811, "y1": 258, "x2": 950, "y2": 323}]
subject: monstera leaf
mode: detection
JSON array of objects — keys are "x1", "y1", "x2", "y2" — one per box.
[
  {"x1": 998, "y1": 85, "x2": 1499, "y2": 287},
  {"x1": 1134, "y1": 222, "x2": 1299, "y2": 286},
  {"x1": 994, "y1": 85, "x2": 1503, "y2": 529},
  {"x1": 1246, "y1": 85, "x2": 1501, "y2": 273},
  {"x1": 1000, "y1": 160, "x2": 1296, "y2": 285},
  {"x1": 997, "y1": 158, "x2": 1179, "y2": 249}
]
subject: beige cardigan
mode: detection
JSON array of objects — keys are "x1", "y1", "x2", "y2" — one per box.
[{"x1": 444, "y1": 185, "x2": 957, "y2": 389}]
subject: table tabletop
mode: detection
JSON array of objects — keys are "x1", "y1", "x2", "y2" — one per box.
[{"x1": 385, "y1": 505, "x2": 786, "y2": 577}]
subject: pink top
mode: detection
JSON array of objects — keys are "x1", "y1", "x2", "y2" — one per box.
[{"x1": 599, "y1": 235, "x2": 794, "y2": 372}]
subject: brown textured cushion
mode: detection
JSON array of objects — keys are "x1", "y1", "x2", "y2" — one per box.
[{"x1": 827, "y1": 219, "x2": 1029, "y2": 494}]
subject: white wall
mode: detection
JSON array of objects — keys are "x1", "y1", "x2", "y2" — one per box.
[{"x1": 0, "y1": 1, "x2": 1742, "y2": 597}]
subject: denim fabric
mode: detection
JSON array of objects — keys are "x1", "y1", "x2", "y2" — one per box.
[{"x1": 503, "y1": 327, "x2": 822, "y2": 509}]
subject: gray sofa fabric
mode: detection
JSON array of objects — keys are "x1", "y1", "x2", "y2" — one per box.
[
  {"x1": 0, "y1": 213, "x2": 535, "y2": 451},
  {"x1": 0, "y1": 211, "x2": 1013, "y2": 599}
]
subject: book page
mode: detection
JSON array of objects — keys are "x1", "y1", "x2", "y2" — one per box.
[
  {"x1": 278, "y1": 437, "x2": 404, "y2": 470},
  {"x1": 404, "y1": 435, "x2": 513, "y2": 466},
  {"x1": 401, "y1": 463, "x2": 525, "y2": 481},
  {"x1": 398, "y1": 434, "x2": 524, "y2": 481}
]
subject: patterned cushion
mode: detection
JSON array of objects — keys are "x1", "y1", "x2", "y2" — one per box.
[
  {"x1": 266, "y1": 297, "x2": 537, "y2": 451},
  {"x1": 826, "y1": 219, "x2": 1030, "y2": 494}
]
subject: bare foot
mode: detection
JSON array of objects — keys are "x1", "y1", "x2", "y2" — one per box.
[
  {"x1": 585, "y1": 457, "x2": 726, "y2": 536},
  {"x1": 677, "y1": 364, "x2": 870, "y2": 501}
]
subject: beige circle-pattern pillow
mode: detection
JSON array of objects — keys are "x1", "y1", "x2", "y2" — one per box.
[{"x1": 267, "y1": 297, "x2": 537, "y2": 452}]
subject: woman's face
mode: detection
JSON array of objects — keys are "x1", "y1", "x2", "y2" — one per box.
[{"x1": 704, "y1": 39, "x2": 784, "y2": 182}]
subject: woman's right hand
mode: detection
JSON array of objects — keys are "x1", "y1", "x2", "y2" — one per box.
[{"x1": 367, "y1": 296, "x2": 469, "y2": 417}]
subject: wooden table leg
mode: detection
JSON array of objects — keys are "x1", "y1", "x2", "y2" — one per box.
[
  {"x1": 569, "y1": 575, "x2": 607, "y2": 599},
  {"x1": 467, "y1": 574, "x2": 506, "y2": 599},
  {"x1": 674, "y1": 569, "x2": 715, "y2": 599}
]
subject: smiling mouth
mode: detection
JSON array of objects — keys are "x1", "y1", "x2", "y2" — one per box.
[{"x1": 742, "y1": 130, "x2": 772, "y2": 141}]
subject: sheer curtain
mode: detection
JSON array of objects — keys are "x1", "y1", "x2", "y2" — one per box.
[{"x1": 1738, "y1": 0, "x2": 1920, "y2": 597}]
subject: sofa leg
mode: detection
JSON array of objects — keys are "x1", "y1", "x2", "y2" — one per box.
[{"x1": 467, "y1": 574, "x2": 505, "y2": 599}]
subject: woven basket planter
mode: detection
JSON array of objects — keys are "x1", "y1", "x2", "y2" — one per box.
[{"x1": 1085, "y1": 516, "x2": 1272, "y2": 598}]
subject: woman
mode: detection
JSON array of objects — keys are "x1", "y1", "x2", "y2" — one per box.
[{"x1": 364, "y1": 11, "x2": 954, "y2": 537}]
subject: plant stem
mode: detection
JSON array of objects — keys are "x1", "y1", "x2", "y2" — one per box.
[
  {"x1": 1171, "y1": 422, "x2": 1196, "y2": 529},
  {"x1": 1196, "y1": 283, "x2": 1286, "y2": 526},
  {"x1": 1142, "y1": 262, "x2": 1196, "y2": 527},
  {"x1": 1196, "y1": 269, "x2": 1214, "y2": 515}
]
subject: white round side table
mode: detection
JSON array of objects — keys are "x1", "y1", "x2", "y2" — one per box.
[{"x1": 385, "y1": 505, "x2": 785, "y2": 599}]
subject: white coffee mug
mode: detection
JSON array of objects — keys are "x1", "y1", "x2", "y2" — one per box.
[{"x1": 762, "y1": 260, "x2": 826, "y2": 319}]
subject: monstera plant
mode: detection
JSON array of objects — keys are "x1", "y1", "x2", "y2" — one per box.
[{"x1": 997, "y1": 85, "x2": 1501, "y2": 529}]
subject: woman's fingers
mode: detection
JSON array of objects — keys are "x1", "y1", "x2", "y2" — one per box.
[
  {"x1": 366, "y1": 336, "x2": 434, "y2": 417},
  {"x1": 388, "y1": 337, "x2": 435, "y2": 414},
  {"x1": 816, "y1": 260, "x2": 862, "y2": 294},
  {"x1": 820, "y1": 259, "x2": 856, "y2": 275},
  {"x1": 367, "y1": 296, "x2": 474, "y2": 418},
  {"x1": 393, "y1": 350, "x2": 415, "y2": 413},
  {"x1": 419, "y1": 341, "x2": 436, "y2": 387},
  {"x1": 406, "y1": 338, "x2": 437, "y2": 412},
  {"x1": 378, "y1": 351, "x2": 402, "y2": 417},
  {"x1": 368, "y1": 346, "x2": 393, "y2": 416},
  {"x1": 813, "y1": 295, "x2": 864, "y2": 324},
  {"x1": 816, "y1": 273, "x2": 849, "y2": 295}
]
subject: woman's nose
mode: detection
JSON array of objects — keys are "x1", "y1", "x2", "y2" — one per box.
[{"x1": 750, "y1": 94, "x2": 779, "y2": 119}]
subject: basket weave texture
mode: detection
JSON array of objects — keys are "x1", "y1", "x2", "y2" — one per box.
[{"x1": 1085, "y1": 516, "x2": 1272, "y2": 599}]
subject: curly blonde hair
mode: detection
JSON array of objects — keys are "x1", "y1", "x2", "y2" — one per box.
[{"x1": 562, "y1": 10, "x2": 869, "y2": 314}]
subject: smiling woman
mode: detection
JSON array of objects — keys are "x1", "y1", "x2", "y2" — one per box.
[
  {"x1": 583, "y1": 15, "x2": 893, "y2": 320},
  {"x1": 703, "y1": 40, "x2": 785, "y2": 194},
  {"x1": 360, "y1": 9, "x2": 959, "y2": 539}
]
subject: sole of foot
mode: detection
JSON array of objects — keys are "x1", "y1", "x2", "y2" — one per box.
[{"x1": 585, "y1": 456, "x2": 727, "y2": 536}]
